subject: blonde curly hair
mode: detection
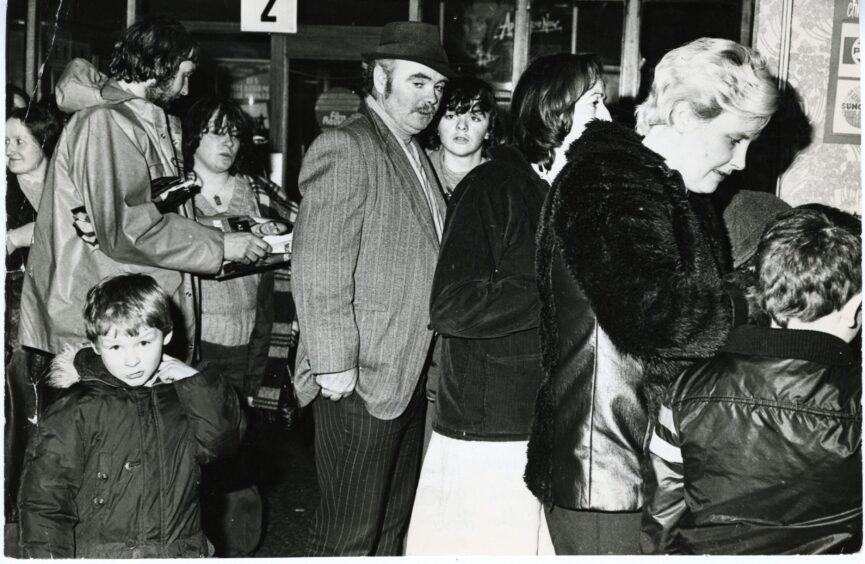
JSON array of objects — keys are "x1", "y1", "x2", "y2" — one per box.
[{"x1": 635, "y1": 37, "x2": 778, "y2": 136}]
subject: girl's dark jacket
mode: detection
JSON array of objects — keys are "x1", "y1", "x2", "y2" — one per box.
[
  {"x1": 430, "y1": 144, "x2": 547, "y2": 440},
  {"x1": 18, "y1": 347, "x2": 244, "y2": 558},
  {"x1": 524, "y1": 121, "x2": 733, "y2": 511}
]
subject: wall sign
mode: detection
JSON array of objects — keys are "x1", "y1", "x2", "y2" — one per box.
[
  {"x1": 824, "y1": 0, "x2": 859, "y2": 143},
  {"x1": 314, "y1": 88, "x2": 361, "y2": 130},
  {"x1": 241, "y1": 0, "x2": 297, "y2": 34},
  {"x1": 214, "y1": 58, "x2": 271, "y2": 143}
]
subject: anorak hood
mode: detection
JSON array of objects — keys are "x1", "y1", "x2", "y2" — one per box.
[
  {"x1": 49, "y1": 345, "x2": 85, "y2": 389},
  {"x1": 55, "y1": 57, "x2": 137, "y2": 114},
  {"x1": 48, "y1": 345, "x2": 163, "y2": 390}
]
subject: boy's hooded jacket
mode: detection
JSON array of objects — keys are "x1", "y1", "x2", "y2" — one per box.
[
  {"x1": 525, "y1": 121, "x2": 733, "y2": 512},
  {"x1": 18, "y1": 58, "x2": 224, "y2": 358},
  {"x1": 18, "y1": 347, "x2": 244, "y2": 558}
]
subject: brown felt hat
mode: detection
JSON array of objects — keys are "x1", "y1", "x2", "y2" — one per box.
[{"x1": 363, "y1": 21, "x2": 455, "y2": 78}]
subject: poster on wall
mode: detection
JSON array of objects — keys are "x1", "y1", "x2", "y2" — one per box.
[
  {"x1": 440, "y1": 0, "x2": 516, "y2": 87},
  {"x1": 824, "y1": 0, "x2": 860, "y2": 144},
  {"x1": 214, "y1": 58, "x2": 272, "y2": 144},
  {"x1": 439, "y1": 1, "x2": 576, "y2": 94},
  {"x1": 314, "y1": 88, "x2": 361, "y2": 131}
]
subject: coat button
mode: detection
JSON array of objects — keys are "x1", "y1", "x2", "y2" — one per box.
[
  {"x1": 123, "y1": 461, "x2": 139, "y2": 471},
  {"x1": 93, "y1": 497, "x2": 105, "y2": 505},
  {"x1": 96, "y1": 472, "x2": 108, "y2": 480}
]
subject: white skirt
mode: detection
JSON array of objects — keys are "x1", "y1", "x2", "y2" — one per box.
[{"x1": 405, "y1": 431, "x2": 555, "y2": 556}]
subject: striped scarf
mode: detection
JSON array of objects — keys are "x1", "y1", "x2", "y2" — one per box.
[{"x1": 247, "y1": 175, "x2": 300, "y2": 378}]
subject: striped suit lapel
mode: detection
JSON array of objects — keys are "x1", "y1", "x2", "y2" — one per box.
[
  {"x1": 364, "y1": 105, "x2": 440, "y2": 248},
  {"x1": 412, "y1": 137, "x2": 446, "y2": 238}
]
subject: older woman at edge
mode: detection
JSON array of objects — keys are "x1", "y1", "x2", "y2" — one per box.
[{"x1": 524, "y1": 37, "x2": 779, "y2": 554}]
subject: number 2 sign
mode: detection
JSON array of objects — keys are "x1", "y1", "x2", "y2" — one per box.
[{"x1": 241, "y1": 0, "x2": 297, "y2": 34}]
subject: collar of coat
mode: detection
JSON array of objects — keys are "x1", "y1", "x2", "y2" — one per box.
[
  {"x1": 565, "y1": 120, "x2": 674, "y2": 180},
  {"x1": 55, "y1": 58, "x2": 173, "y2": 133},
  {"x1": 722, "y1": 324, "x2": 857, "y2": 366}
]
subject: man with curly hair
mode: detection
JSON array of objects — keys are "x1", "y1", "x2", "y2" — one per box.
[{"x1": 19, "y1": 17, "x2": 269, "y2": 364}]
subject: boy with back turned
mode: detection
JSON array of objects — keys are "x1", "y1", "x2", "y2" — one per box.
[{"x1": 642, "y1": 207, "x2": 862, "y2": 554}]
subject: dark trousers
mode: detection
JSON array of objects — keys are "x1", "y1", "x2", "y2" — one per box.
[
  {"x1": 198, "y1": 341, "x2": 263, "y2": 557},
  {"x1": 5, "y1": 346, "x2": 51, "y2": 558},
  {"x1": 545, "y1": 504, "x2": 642, "y2": 555},
  {"x1": 4, "y1": 347, "x2": 50, "y2": 520},
  {"x1": 306, "y1": 381, "x2": 425, "y2": 556}
]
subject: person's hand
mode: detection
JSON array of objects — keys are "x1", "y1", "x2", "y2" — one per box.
[
  {"x1": 223, "y1": 232, "x2": 271, "y2": 264},
  {"x1": 71, "y1": 207, "x2": 99, "y2": 247},
  {"x1": 156, "y1": 353, "x2": 198, "y2": 383},
  {"x1": 315, "y1": 367, "x2": 358, "y2": 401},
  {"x1": 6, "y1": 223, "x2": 35, "y2": 254}
]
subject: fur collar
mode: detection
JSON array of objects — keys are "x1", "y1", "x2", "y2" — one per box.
[
  {"x1": 48, "y1": 345, "x2": 86, "y2": 389},
  {"x1": 563, "y1": 120, "x2": 679, "y2": 199}
]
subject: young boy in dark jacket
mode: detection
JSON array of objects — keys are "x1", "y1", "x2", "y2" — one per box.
[
  {"x1": 642, "y1": 207, "x2": 862, "y2": 555},
  {"x1": 17, "y1": 274, "x2": 245, "y2": 558}
]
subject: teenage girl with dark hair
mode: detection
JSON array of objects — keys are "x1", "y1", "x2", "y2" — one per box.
[{"x1": 424, "y1": 76, "x2": 500, "y2": 199}]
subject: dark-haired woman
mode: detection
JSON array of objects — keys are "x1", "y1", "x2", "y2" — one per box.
[
  {"x1": 5, "y1": 106, "x2": 61, "y2": 263},
  {"x1": 183, "y1": 97, "x2": 294, "y2": 395},
  {"x1": 182, "y1": 97, "x2": 295, "y2": 557},
  {"x1": 4, "y1": 104, "x2": 62, "y2": 528},
  {"x1": 405, "y1": 54, "x2": 610, "y2": 555}
]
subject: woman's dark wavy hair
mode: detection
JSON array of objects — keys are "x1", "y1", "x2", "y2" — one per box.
[
  {"x1": 7, "y1": 105, "x2": 62, "y2": 158},
  {"x1": 424, "y1": 76, "x2": 501, "y2": 155},
  {"x1": 511, "y1": 53, "x2": 603, "y2": 169},
  {"x1": 108, "y1": 17, "x2": 199, "y2": 85},
  {"x1": 182, "y1": 97, "x2": 255, "y2": 176}
]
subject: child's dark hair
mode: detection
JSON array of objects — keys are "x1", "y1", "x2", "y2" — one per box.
[
  {"x1": 756, "y1": 207, "x2": 862, "y2": 326},
  {"x1": 182, "y1": 97, "x2": 255, "y2": 176},
  {"x1": 83, "y1": 274, "x2": 173, "y2": 342},
  {"x1": 425, "y1": 76, "x2": 500, "y2": 153},
  {"x1": 108, "y1": 16, "x2": 199, "y2": 85}
]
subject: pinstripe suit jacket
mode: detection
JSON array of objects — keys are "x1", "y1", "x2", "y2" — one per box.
[{"x1": 292, "y1": 102, "x2": 446, "y2": 420}]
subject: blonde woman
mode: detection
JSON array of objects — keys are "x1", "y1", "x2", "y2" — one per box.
[{"x1": 525, "y1": 38, "x2": 779, "y2": 554}]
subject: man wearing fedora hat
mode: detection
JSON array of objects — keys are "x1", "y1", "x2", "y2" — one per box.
[{"x1": 291, "y1": 21, "x2": 452, "y2": 555}]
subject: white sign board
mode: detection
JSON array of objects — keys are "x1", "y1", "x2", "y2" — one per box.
[{"x1": 241, "y1": 0, "x2": 297, "y2": 34}]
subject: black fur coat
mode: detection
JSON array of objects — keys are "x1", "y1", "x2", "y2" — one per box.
[{"x1": 524, "y1": 120, "x2": 733, "y2": 509}]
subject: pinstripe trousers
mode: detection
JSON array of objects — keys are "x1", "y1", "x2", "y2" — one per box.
[{"x1": 306, "y1": 380, "x2": 425, "y2": 556}]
